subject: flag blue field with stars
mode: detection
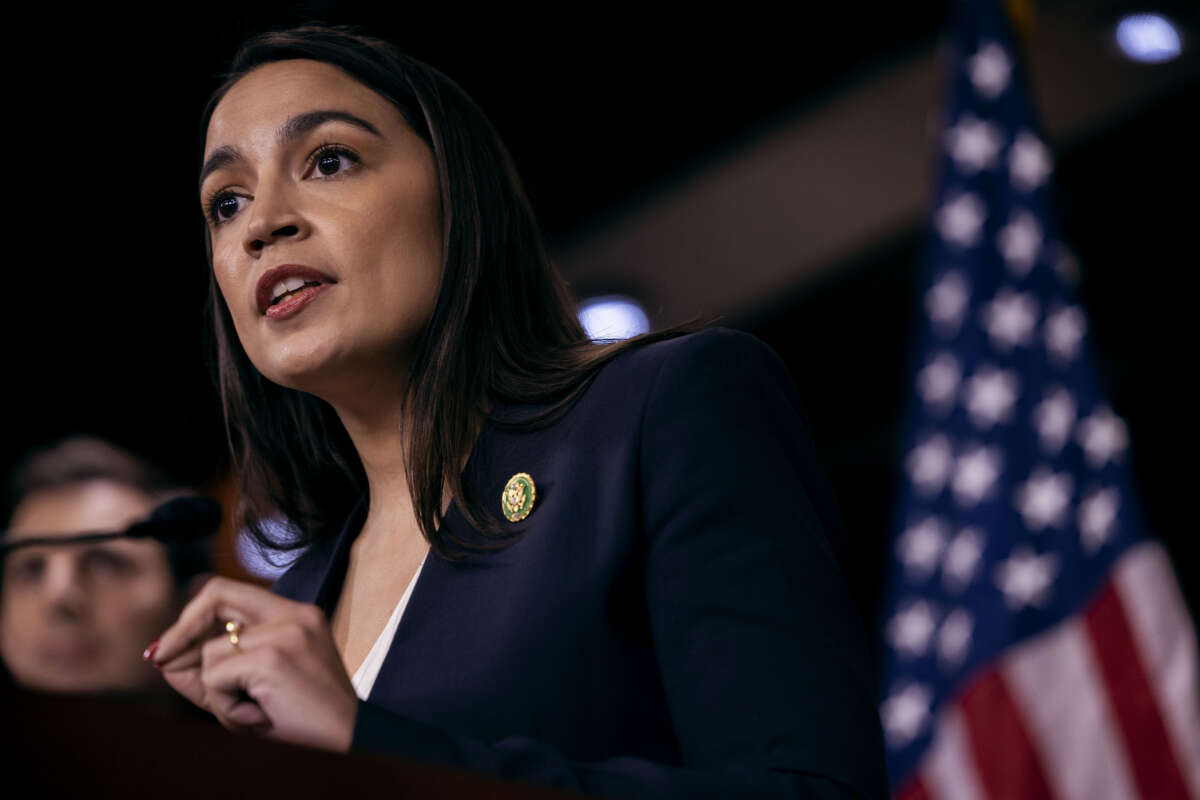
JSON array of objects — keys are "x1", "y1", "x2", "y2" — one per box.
[{"x1": 878, "y1": 2, "x2": 1198, "y2": 798}]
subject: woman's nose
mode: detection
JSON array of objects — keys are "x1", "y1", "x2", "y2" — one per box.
[{"x1": 243, "y1": 180, "x2": 307, "y2": 255}]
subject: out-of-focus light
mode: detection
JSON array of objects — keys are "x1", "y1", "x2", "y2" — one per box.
[
  {"x1": 1115, "y1": 14, "x2": 1182, "y2": 63},
  {"x1": 578, "y1": 295, "x2": 650, "y2": 341},
  {"x1": 234, "y1": 516, "x2": 305, "y2": 580}
]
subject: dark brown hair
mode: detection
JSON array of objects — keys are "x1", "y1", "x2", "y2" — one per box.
[{"x1": 203, "y1": 24, "x2": 702, "y2": 559}]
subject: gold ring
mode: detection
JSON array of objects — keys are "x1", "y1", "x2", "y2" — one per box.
[{"x1": 225, "y1": 619, "x2": 243, "y2": 651}]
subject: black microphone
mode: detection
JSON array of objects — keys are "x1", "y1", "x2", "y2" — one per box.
[
  {"x1": 0, "y1": 496, "x2": 222, "y2": 555},
  {"x1": 123, "y1": 496, "x2": 223, "y2": 542}
]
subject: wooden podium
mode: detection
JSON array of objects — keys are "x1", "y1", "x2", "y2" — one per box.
[{"x1": 3, "y1": 684, "x2": 582, "y2": 798}]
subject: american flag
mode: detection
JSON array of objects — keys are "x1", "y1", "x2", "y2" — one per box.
[{"x1": 878, "y1": 2, "x2": 1200, "y2": 798}]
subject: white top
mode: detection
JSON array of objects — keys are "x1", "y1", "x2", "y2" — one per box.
[{"x1": 350, "y1": 553, "x2": 428, "y2": 700}]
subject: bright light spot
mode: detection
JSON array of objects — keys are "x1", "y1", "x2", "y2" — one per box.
[
  {"x1": 1116, "y1": 14, "x2": 1182, "y2": 63},
  {"x1": 234, "y1": 516, "x2": 305, "y2": 580},
  {"x1": 578, "y1": 295, "x2": 650, "y2": 341}
]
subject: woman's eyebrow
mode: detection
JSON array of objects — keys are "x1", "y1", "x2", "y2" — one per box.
[
  {"x1": 278, "y1": 109, "x2": 382, "y2": 145},
  {"x1": 199, "y1": 145, "x2": 245, "y2": 188},
  {"x1": 199, "y1": 110, "x2": 382, "y2": 188}
]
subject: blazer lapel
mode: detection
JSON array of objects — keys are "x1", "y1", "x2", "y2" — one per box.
[{"x1": 271, "y1": 495, "x2": 367, "y2": 611}]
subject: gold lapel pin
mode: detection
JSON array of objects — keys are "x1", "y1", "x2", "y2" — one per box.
[{"x1": 502, "y1": 473, "x2": 536, "y2": 522}]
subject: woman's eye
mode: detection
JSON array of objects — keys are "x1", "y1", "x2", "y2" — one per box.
[
  {"x1": 216, "y1": 195, "x2": 242, "y2": 219},
  {"x1": 313, "y1": 147, "x2": 358, "y2": 177},
  {"x1": 207, "y1": 192, "x2": 246, "y2": 224}
]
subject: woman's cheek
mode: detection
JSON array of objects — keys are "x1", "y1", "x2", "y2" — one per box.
[{"x1": 212, "y1": 259, "x2": 250, "y2": 328}]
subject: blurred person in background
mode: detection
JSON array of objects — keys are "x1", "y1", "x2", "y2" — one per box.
[{"x1": 0, "y1": 436, "x2": 213, "y2": 695}]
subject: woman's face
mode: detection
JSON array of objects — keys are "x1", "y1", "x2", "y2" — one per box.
[{"x1": 201, "y1": 59, "x2": 443, "y2": 397}]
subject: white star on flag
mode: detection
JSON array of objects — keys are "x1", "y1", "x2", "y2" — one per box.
[
  {"x1": 945, "y1": 114, "x2": 1005, "y2": 173},
  {"x1": 981, "y1": 289, "x2": 1039, "y2": 351},
  {"x1": 937, "y1": 609, "x2": 974, "y2": 667},
  {"x1": 897, "y1": 516, "x2": 950, "y2": 581},
  {"x1": 881, "y1": 683, "x2": 933, "y2": 747},
  {"x1": 917, "y1": 352, "x2": 961, "y2": 414},
  {"x1": 1079, "y1": 487, "x2": 1120, "y2": 553},
  {"x1": 1032, "y1": 386, "x2": 1076, "y2": 453},
  {"x1": 1015, "y1": 467, "x2": 1074, "y2": 530},
  {"x1": 907, "y1": 434, "x2": 955, "y2": 497},
  {"x1": 967, "y1": 41, "x2": 1012, "y2": 99},
  {"x1": 943, "y1": 527, "x2": 985, "y2": 593},
  {"x1": 963, "y1": 365, "x2": 1020, "y2": 428},
  {"x1": 1044, "y1": 305, "x2": 1086, "y2": 363},
  {"x1": 952, "y1": 444, "x2": 1003, "y2": 507},
  {"x1": 1008, "y1": 129, "x2": 1053, "y2": 191},
  {"x1": 935, "y1": 193, "x2": 987, "y2": 248},
  {"x1": 1077, "y1": 406, "x2": 1129, "y2": 468},
  {"x1": 994, "y1": 545, "x2": 1060, "y2": 609},
  {"x1": 996, "y1": 210, "x2": 1043, "y2": 276},
  {"x1": 888, "y1": 600, "x2": 940, "y2": 659},
  {"x1": 926, "y1": 271, "x2": 970, "y2": 337}
]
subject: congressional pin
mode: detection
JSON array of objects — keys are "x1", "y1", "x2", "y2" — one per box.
[{"x1": 501, "y1": 473, "x2": 536, "y2": 522}]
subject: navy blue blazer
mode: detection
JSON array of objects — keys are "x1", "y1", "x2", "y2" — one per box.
[{"x1": 274, "y1": 328, "x2": 888, "y2": 799}]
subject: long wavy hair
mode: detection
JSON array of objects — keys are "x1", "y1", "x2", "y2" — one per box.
[{"x1": 202, "y1": 24, "x2": 702, "y2": 560}]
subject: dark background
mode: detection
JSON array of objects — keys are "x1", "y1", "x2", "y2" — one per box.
[{"x1": 4, "y1": 2, "x2": 1196, "y2": 660}]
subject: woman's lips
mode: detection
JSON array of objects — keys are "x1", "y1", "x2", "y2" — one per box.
[
  {"x1": 255, "y1": 264, "x2": 337, "y2": 316},
  {"x1": 264, "y1": 283, "x2": 333, "y2": 320}
]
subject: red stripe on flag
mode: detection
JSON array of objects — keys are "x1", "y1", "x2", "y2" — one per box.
[
  {"x1": 1084, "y1": 581, "x2": 1191, "y2": 800},
  {"x1": 894, "y1": 774, "x2": 931, "y2": 800},
  {"x1": 958, "y1": 668, "x2": 1054, "y2": 799}
]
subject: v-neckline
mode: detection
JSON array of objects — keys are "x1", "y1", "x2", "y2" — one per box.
[
  {"x1": 310, "y1": 413, "x2": 488, "y2": 620},
  {"x1": 347, "y1": 548, "x2": 430, "y2": 695}
]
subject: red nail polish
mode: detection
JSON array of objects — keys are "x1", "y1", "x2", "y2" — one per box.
[{"x1": 143, "y1": 639, "x2": 160, "y2": 663}]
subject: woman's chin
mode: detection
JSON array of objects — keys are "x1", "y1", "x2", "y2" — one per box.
[
  {"x1": 250, "y1": 337, "x2": 408, "y2": 408},
  {"x1": 265, "y1": 368, "x2": 332, "y2": 397},
  {"x1": 256, "y1": 350, "x2": 341, "y2": 395}
]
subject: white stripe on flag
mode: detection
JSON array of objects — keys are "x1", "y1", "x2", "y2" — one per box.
[
  {"x1": 1113, "y1": 541, "x2": 1200, "y2": 798},
  {"x1": 1001, "y1": 614, "x2": 1137, "y2": 800},
  {"x1": 921, "y1": 706, "x2": 986, "y2": 800}
]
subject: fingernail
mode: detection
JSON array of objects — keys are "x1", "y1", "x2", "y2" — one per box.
[{"x1": 143, "y1": 639, "x2": 160, "y2": 663}]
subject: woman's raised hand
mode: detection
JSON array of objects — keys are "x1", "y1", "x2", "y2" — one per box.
[{"x1": 147, "y1": 576, "x2": 358, "y2": 752}]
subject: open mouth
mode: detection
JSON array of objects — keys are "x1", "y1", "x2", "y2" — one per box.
[
  {"x1": 255, "y1": 265, "x2": 337, "y2": 316},
  {"x1": 269, "y1": 278, "x2": 324, "y2": 307}
]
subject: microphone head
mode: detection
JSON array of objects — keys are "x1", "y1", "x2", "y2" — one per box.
[{"x1": 124, "y1": 496, "x2": 222, "y2": 542}]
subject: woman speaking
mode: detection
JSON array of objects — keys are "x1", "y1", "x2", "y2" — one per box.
[{"x1": 149, "y1": 24, "x2": 888, "y2": 799}]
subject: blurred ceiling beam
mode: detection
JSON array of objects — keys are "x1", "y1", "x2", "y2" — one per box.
[{"x1": 554, "y1": 1, "x2": 1197, "y2": 327}]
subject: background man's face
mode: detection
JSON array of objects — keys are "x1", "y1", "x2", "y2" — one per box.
[{"x1": 1, "y1": 480, "x2": 179, "y2": 692}]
